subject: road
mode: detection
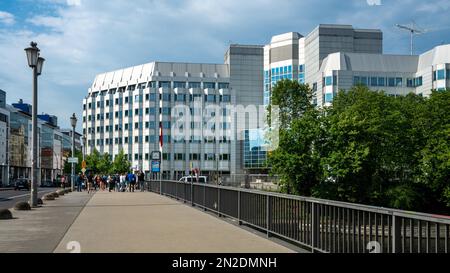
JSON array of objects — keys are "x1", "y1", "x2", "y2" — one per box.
[{"x1": 0, "y1": 188, "x2": 58, "y2": 210}]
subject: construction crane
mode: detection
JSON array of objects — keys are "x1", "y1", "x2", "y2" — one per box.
[{"x1": 396, "y1": 22, "x2": 427, "y2": 55}]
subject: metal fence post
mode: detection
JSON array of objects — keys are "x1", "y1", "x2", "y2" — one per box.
[
  {"x1": 311, "y1": 202, "x2": 320, "y2": 252},
  {"x1": 392, "y1": 214, "x2": 402, "y2": 253},
  {"x1": 191, "y1": 182, "x2": 194, "y2": 206},
  {"x1": 266, "y1": 195, "x2": 271, "y2": 238},
  {"x1": 203, "y1": 184, "x2": 207, "y2": 211},
  {"x1": 238, "y1": 190, "x2": 242, "y2": 225},
  {"x1": 218, "y1": 186, "x2": 221, "y2": 217}
]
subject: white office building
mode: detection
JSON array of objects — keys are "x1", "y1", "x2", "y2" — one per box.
[
  {"x1": 83, "y1": 45, "x2": 264, "y2": 183},
  {"x1": 264, "y1": 24, "x2": 450, "y2": 108}
]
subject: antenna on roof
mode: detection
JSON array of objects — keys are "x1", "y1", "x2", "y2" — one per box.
[{"x1": 396, "y1": 21, "x2": 427, "y2": 55}]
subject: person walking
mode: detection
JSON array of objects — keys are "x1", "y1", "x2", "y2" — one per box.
[
  {"x1": 87, "y1": 174, "x2": 94, "y2": 194},
  {"x1": 108, "y1": 175, "x2": 115, "y2": 192},
  {"x1": 76, "y1": 173, "x2": 84, "y2": 192},
  {"x1": 139, "y1": 172, "x2": 145, "y2": 192},
  {"x1": 127, "y1": 172, "x2": 136, "y2": 192}
]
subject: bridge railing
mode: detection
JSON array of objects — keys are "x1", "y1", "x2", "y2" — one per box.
[{"x1": 146, "y1": 180, "x2": 450, "y2": 253}]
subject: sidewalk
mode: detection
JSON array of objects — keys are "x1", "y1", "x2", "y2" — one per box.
[
  {"x1": 0, "y1": 191, "x2": 93, "y2": 253},
  {"x1": 54, "y1": 191, "x2": 295, "y2": 253}
]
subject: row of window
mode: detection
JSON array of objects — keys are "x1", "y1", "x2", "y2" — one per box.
[
  {"x1": 88, "y1": 136, "x2": 232, "y2": 146},
  {"x1": 354, "y1": 76, "x2": 423, "y2": 88},
  {"x1": 84, "y1": 94, "x2": 231, "y2": 110}
]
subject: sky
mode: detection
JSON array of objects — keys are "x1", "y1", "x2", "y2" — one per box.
[{"x1": 0, "y1": 0, "x2": 450, "y2": 130}]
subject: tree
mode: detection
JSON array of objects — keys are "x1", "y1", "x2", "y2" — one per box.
[
  {"x1": 85, "y1": 148, "x2": 101, "y2": 174},
  {"x1": 63, "y1": 150, "x2": 82, "y2": 175},
  {"x1": 111, "y1": 149, "x2": 131, "y2": 174},
  {"x1": 97, "y1": 153, "x2": 112, "y2": 174}
]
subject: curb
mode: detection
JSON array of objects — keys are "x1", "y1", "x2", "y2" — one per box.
[{"x1": 0, "y1": 188, "x2": 13, "y2": 192}]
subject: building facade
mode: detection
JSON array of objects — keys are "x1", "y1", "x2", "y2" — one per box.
[
  {"x1": 83, "y1": 45, "x2": 264, "y2": 183},
  {"x1": 0, "y1": 90, "x2": 9, "y2": 186}
]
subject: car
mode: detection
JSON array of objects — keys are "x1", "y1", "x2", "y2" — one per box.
[
  {"x1": 14, "y1": 178, "x2": 31, "y2": 191},
  {"x1": 178, "y1": 176, "x2": 208, "y2": 184}
]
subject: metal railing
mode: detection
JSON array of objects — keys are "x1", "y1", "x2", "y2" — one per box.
[{"x1": 146, "y1": 180, "x2": 450, "y2": 253}]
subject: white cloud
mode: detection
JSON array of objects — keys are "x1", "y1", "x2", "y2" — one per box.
[
  {"x1": 67, "y1": 0, "x2": 81, "y2": 6},
  {"x1": 0, "y1": 0, "x2": 449, "y2": 129},
  {"x1": 0, "y1": 11, "x2": 15, "y2": 25}
]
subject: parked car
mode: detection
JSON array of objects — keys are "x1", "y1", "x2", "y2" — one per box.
[
  {"x1": 14, "y1": 178, "x2": 30, "y2": 191},
  {"x1": 178, "y1": 176, "x2": 208, "y2": 184}
]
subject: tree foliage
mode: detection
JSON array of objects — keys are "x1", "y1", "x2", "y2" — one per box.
[{"x1": 269, "y1": 81, "x2": 450, "y2": 214}]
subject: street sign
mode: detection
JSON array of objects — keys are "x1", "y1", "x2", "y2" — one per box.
[
  {"x1": 151, "y1": 161, "x2": 160, "y2": 173},
  {"x1": 151, "y1": 151, "x2": 161, "y2": 161},
  {"x1": 68, "y1": 157, "x2": 79, "y2": 164},
  {"x1": 82, "y1": 160, "x2": 86, "y2": 169}
]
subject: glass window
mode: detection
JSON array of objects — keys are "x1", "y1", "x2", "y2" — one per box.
[
  {"x1": 162, "y1": 121, "x2": 171, "y2": 129},
  {"x1": 407, "y1": 78, "x2": 414, "y2": 87},
  {"x1": 162, "y1": 107, "x2": 171, "y2": 115},
  {"x1": 218, "y1": 82, "x2": 229, "y2": 89},
  {"x1": 437, "y1": 69, "x2": 445, "y2": 80},
  {"x1": 175, "y1": 94, "x2": 185, "y2": 102},
  {"x1": 188, "y1": 82, "x2": 201, "y2": 89},
  {"x1": 396, "y1": 77, "x2": 403, "y2": 87},
  {"x1": 221, "y1": 95, "x2": 231, "y2": 102},
  {"x1": 174, "y1": 82, "x2": 185, "y2": 88},
  {"x1": 371, "y1": 77, "x2": 378, "y2": 86},
  {"x1": 378, "y1": 77, "x2": 385, "y2": 86},
  {"x1": 324, "y1": 93, "x2": 333, "y2": 103},
  {"x1": 159, "y1": 81, "x2": 170, "y2": 88},
  {"x1": 204, "y1": 82, "x2": 215, "y2": 89},
  {"x1": 299, "y1": 65, "x2": 304, "y2": 73},
  {"x1": 360, "y1": 77, "x2": 368, "y2": 86},
  {"x1": 149, "y1": 121, "x2": 155, "y2": 129},
  {"x1": 205, "y1": 95, "x2": 216, "y2": 102},
  {"x1": 353, "y1": 76, "x2": 360, "y2": 85},
  {"x1": 325, "y1": 76, "x2": 333, "y2": 86},
  {"x1": 148, "y1": 81, "x2": 157, "y2": 88},
  {"x1": 162, "y1": 93, "x2": 171, "y2": 101},
  {"x1": 388, "y1": 78, "x2": 396, "y2": 87}
]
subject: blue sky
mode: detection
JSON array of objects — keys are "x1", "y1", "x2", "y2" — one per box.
[{"x1": 0, "y1": 0, "x2": 450, "y2": 130}]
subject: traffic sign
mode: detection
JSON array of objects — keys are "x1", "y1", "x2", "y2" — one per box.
[
  {"x1": 151, "y1": 161, "x2": 160, "y2": 173},
  {"x1": 151, "y1": 151, "x2": 161, "y2": 161},
  {"x1": 81, "y1": 168, "x2": 86, "y2": 174},
  {"x1": 68, "y1": 157, "x2": 79, "y2": 164},
  {"x1": 82, "y1": 160, "x2": 86, "y2": 169}
]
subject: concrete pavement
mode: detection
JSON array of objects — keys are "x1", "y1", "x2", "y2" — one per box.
[
  {"x1": 0, "y1": 191, "x2": 93, "y2": 253},
  {"x1": 54, "y1": 191, "x2": 295, "y2": 253}
]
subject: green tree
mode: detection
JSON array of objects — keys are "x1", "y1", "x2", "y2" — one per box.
[
  {"x1": 97, "y1": 153, "x2": 112, "y2": 174},
  {"x1": 85, "y1": 148, "x2": 101, "y2": 174},
  {"x1": 111, "y1": 149, "x2": 131, "y2": 174},
  {"x1": 63, "y1": 150, "x2": 83, "y2": 175}
]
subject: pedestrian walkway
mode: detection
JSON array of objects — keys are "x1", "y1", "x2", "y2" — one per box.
[{"x1": 54, "y1": 191, "x2": 295, "y2": 253}]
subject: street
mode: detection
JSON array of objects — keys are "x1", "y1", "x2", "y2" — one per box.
[{"x1": 0, "y1": 188, "x2": 58, "y2": 210}]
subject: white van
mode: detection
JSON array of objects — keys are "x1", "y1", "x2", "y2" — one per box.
[{"x1": 179, "y1": 176, "x2": 208, "y2": 184}]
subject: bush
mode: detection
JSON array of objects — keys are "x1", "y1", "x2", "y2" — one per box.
[
  {"x1": 57, "y1": 190, "x2": 65, "y2": 196},
  {"x1": 0, "y1": 209, "x2": 13, "y2": 220},
  {"x1": 43, "y1": 194, "x2": 55, "y2": 201},
  {"x1": 14, "y1": 202, "x2": 31, "y2": 211}
]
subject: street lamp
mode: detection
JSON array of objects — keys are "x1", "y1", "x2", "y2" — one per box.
[
  {"x1": 70, "y1": 113, "x2": 77, "y2": 192},
  {"x1": 82, "y1": 135, "x2": 86, "y2": 161},
  {"x1": 25, "y1": 42, "x2": 44, "y2": 207}
]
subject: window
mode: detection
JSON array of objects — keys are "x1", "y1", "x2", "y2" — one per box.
[
  {"x1": 360, "y1": 77, "x2": 368, "y2": 86},
  {"x1": 149, "y1": 108, "x2": 156, "y2": 115},
  {"x1": 124, "y1": 123, "x2": 129, "y2": 130},
  {"x1": 189, "y1": 153, "x2": 201, "y2": 160},
  {"x1": 163, "y1": 153, "x2": 171, "y2": 160},
  {"x1": 174, "y1": 153, "x2": 185, "y2": 160},
  {"x1": 353, "y1": 76, "x2": 360, "y2": 85},
  {"x1": 135, "y1": 122, "x2": 139, "y2": 129},
  {"x1": 415, "y1": 76, "x2": 423, "y2": 87},
  {"x1": 148, "y1": 81, "x2": 157, "y2": 88},
  {"x1": 204, "y1": 82, "x2": 215, "y2": 89},
  {"x1": 162, "y1": 93, "x2": 171, "y2": 101},
  {"x1": 396, "y1": 77, "x2": 403, "y2": 87},
  {"x1": 149, "y1": 93, "x2": 156, "y2": 101},
  {"x1": 149, "y1": 121, "x2": 156, "y2": 129},
  {"x1": 135, "y1": 109, "x2": 139, "y2": 115},
  {"x1": 437, "y1": 69, "x2": 445, "y2": 80},
  {"x1": 125, "y1": 97, "x2": 129, "y2": 104},
  {"x1": 145, "y1": 153, "x2": 149, "y2": 160},
  {"x1": 378, "y1": 77, "x2": 385, "y2": 86},
  {"x1": 162, "y1": 121, "x2": 171, "y2": 129},
  {"x1": 175, "y1": 94, "x2": 186, "y2": 102},
  {"x1": 407, "y1": 78, "x2": 414, "y2": 87},
  {"x1": 205, "y1": 95, "x2": 216, "y2": 102},
  {"x1": 124, "y1": 137, "x2": 128, "y2": 144},
  {"x1": 388, "y1": 78, "x2": 396, "y2": 87},
  {"x1": 218, "y1": 83, "x2": 229, "y2": 89},
  {"x1": 188, "y1": 82, "x2": 201, "y2": 89},
  {"x1": 204, "y1": 153, "x2": 215, "y2": 161},
  {"x1": 324, "y1": 93, "x2": 333, "y2": 103},
  {"x1": 124, "y1": 110, "x2": 129, "y2": 117},
  {"x1": 221, "y1": 95, "x2": 230, "y2": 102},
  {"x1": 220, "y1": 154, "x2": 229, "y2": 161},
  {"x1": 145, "y1": 136, "x2": 149, "y2": 143},
  {"x1": 145, "y1": 94, "x2": 149, "y2": 101},
  {"x1": 299, "y1": 65, "x2": 305, "y2": 73},
  {"x1": 163, "y1": 135, "x2": 170, "y2": 143},
  {"x1": 135, "y1": 136, "x2": 139, "y2": 143},
  {"x1": 174, "y1": 81, "x2": 185, "y2": 88},
  {"x1": 162, "y1": 107, "x2": 171, "y2": 115},
  {"x1": 324, "y1": 76, "x2": 333, "y2": 86},
  {"x1": 159, "y1": 81, "x2": 170, "y2": 88},
  {"x1": 115, "y1": 98, "x2": 119, "y2": 105},
  {"x1": 370, "y1": 77, "x2": 378, "y2": 87}
]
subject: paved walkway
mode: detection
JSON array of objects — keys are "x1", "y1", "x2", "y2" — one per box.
[
  {"x1": 0, "y1": 191, "x2": 92, "y2": 253},
  {"x1": 54, "y1": 191, "x2": 295, "y2": 253}
]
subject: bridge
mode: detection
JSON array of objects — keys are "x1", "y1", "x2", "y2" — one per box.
[{"x1": 0, "y1": 180, "x2": 449, "y2": 253}]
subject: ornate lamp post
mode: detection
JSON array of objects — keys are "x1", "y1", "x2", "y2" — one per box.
[{"x1": 24, "y1": 42, "x2": 45, "y2": 207}]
